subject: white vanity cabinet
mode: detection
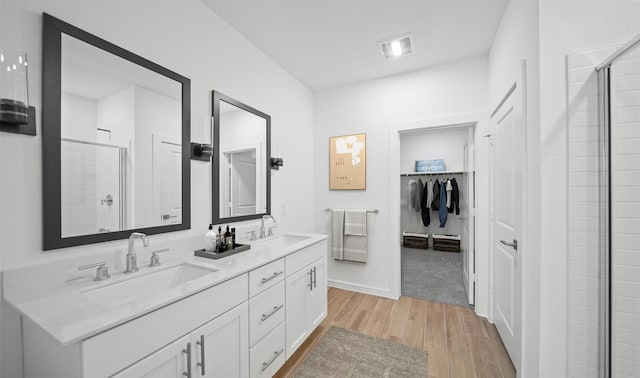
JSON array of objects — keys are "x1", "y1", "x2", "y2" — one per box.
[
  {"x1": 114, "y1": 301, "x2": 249, "y2": 378},
  {"x1": 17, "y1": 235, "x2": 329, "y2": 378},
  {"x1": 23, "y1": 274, "x2": 249, "y2": 378},
  {"x1": 284, "y1": 240, "x2": 328, "y2": 359}
]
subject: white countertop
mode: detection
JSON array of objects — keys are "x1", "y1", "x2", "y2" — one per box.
[{"x1": 2, "y1": 232, "x2": 327, "y2": 346}]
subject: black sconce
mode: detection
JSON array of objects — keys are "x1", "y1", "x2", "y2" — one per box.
[
  {"x1": 0, "y1": 51, "x2": 36, "y2": 136},
  {"x1": 270, "y1": 157, "x2": 283, "y2": 170},
  {"x1": 191, "y1": 142, "x2": 213, "y2": 162}
]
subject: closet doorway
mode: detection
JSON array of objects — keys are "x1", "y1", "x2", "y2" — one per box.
[{"x1": 398, "y1": 125, "x2": 476, "y2": 308}]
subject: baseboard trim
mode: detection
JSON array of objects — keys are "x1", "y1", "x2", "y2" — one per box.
[{"x1": 327, "y1": 279, "x2": 397, "y2": 300}]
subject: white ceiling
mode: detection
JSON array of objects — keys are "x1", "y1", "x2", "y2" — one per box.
[{"x1": 202, "y1": 0, "x2": 508, "y2": 91}]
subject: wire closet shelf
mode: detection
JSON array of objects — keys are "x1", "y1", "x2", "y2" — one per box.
[{"x1": 323, "y1": 208, "x2": 379, "y2": 214}]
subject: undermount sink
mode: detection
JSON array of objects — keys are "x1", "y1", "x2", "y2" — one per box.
[
  {"x1": 254, "y1": 234, "x2": 311, "y2": 248},
  {"x1": 83, "y1": 264, "x2": 218, "y2": 308}
]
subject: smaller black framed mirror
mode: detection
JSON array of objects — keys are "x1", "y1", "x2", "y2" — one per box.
[{"x1": 212, "y1": 91, "x2": 271, "y2": 224}]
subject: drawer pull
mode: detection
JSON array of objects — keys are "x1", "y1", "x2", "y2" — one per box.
[
  {"x1": 261, "y1": 304, "x2": 284, "y2": 322},
  {"x1": 196, "y1": 334, "x2": 205, "y2": 375},
  {"x1": 182, "y1": 342, "x2": 192, "y2": 378},
  {"x1": 308, "y1": 269, "x2": 313, "y2": 291},
  {"x1": 261, "y1": 348, "x2": 284, "y2": 372},
  {"x1": 260, "y1": 271, "x2": 284, "y2": 284}
]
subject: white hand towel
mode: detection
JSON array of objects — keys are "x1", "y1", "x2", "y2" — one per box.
[
  {"x1": 344, "y1": 209, "x2": 367, "y2": 236},
  {"x1": 331, "y1": 209, "x2": 345, "y2": 260},
  {"x1": 344, "y1": 234, "x2": 368, "y2": 263},
  {"x1": 446, "y1": 179, "x2": 453, "y2": 208},
  {"x1": 343, "y1": 209, "x2": 367, "y2": 263}
]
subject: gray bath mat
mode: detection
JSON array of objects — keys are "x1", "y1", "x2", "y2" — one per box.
[{"x1": 292, "y1": 326, "x2": 428, "y2": 377}]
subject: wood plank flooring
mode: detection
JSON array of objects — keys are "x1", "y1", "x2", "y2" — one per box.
[{"x1": 274, "y1": 287, "x2": 516, "y2": 378}]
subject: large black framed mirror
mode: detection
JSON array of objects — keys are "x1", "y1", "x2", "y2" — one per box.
[
  {"x1": 212, "y1": 91, "x2": 270, "y2": 224},
  {"x1": 42, "y1": 14, "x2": 191, "y2": 250}
]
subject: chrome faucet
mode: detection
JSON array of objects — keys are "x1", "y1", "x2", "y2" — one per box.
[
  {"x1": 125, "y1": 232, "x2": 149, "y2": 273},
  {"x1": 260, "y1": 215, "x2": 276, "y2": 239}
]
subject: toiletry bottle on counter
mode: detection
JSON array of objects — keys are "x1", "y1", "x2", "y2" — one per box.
[
  {"x1": 231, "y1": 228, "x2": 236, "y2": 248},
  {"x1": 217, "y1": 226, "x2": 224, "y2": 252},
  {"x1": 205, "y1": 224, "x2": 216, "y2": 252},
  {"x1": 225, "y1": 226, "x2": 233, "y2": 250}
]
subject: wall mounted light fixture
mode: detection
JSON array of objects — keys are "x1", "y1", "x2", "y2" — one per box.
[
  {"x1": 0, "y1": 50, "x2": 36, "y2": 136},
  {"x1": 270, "y1": 157, "x2": 283, "y2": 170},
  {"x1": 191, "y1": 142, "x2": 213, "y2": 162}
]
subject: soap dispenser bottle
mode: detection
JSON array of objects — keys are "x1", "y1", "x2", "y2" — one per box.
[{"x1": 205, "y1": 224, "x2": 216, "y2": 252}]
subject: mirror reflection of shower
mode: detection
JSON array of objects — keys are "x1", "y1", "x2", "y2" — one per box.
[{"x1": 60, "y1": 138, "x2": 128, "y2": 237}]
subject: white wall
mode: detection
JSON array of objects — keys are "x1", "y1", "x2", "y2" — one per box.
[
  {"x1": 313, "y1": 56, "x2": 488, "y2": 300},
  {"x1": 61, "y1": 93, "x2": 97, "y2": 140},
  {"x1": 538, "y1": 1, "x2": 640, "y2": 376},
  {"x1": 488, "y1": 1, "x2": 540, "y2": 377},
  {"x1": 400, "y1": 128, "x2": 468, "y2": 172},
  {"x1": 0, "y1": 2, "x2": 314, "y2": 376}
]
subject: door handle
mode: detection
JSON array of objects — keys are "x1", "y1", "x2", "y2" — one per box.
[
  {"x1": 196, "y1": 334, "x2": 205, "y2": 375},
  {"x1": 308, "y1": 269, "x2": 313, "y2": 291},
  {"x1": 500, "y1": 239, "x2": 518, "y2": 251},
  {"x1": 182, "y1": 342, "x2": 192, "y2": 378}
]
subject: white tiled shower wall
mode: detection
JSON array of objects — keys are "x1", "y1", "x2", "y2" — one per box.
[
  {"x1": 567, "y1": 47, "x2": 616, "y2": 377},
  {"x1": 610, "y1": 46, "x2": 640, "y2": 377}
]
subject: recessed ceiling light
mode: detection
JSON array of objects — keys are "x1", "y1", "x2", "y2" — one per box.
[{"x1": 379, "y1": 34, "x2": 413, "y2": 60}]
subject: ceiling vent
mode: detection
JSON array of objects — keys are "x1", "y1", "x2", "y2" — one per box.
[{"x1": 379, "y1": 34, "x2": 413, "y2": 60}]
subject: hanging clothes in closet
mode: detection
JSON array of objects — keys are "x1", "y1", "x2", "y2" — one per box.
[
  {"x1": 431, "y1": 179, "x2": 440, "y2": 211},
  {"x1": 439, "y1": 180, "x2": 448, "y2": 227},
  {"x1": 408, "y1": 179, "x2": 421, "y2": 211},
  {"x1": 447, "y1": 178, "x2": 460, "y2": 215},
  {"x1": 420, "y1": 179, "x2": 430, "y2": 227}
]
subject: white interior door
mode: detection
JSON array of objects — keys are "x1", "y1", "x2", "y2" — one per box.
[
  {"x1": 462, "y1": 142, "x2": 476, "y2": 305},
  {"x1": 230, "y1": 150, "x2": 257, "y2": 216},
  {"x1": 153, "y1": 135, "x2": 182, "y2": 225},
  {"x1": 491, "y1": 80, "x2": 524, "y2": 371}
]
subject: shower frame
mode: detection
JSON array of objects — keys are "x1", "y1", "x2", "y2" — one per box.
[{"x1": 595, "y1": 31, "x2": 640, "y2": 378}]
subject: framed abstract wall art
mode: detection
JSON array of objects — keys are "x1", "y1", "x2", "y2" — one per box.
[{"x1": 329, "y1": 133, "x2": 366, "y2": 190}]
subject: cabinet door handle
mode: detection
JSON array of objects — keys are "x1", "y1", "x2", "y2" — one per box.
[
  {"x1": 261, "y1": 348, "x2": 284, "y2": 372},
  {"x1": 260, "y1": 271, "x2": 283, "y2": 284},
  {"x1": 182, "y1": 342, "x2": 192, "y2": 378},
  {"x1": 260, "y1": 304, "x2": 284, "y2": 322},
  {"x1": 196, "y1": 334, "x2": 205, "y2": 375},
  {"x1": 312, "y1": 266, "x2": 317, "y2": 289},
  {"x1": 308, "y1": 269, "x2": 313, "y2": 291}
]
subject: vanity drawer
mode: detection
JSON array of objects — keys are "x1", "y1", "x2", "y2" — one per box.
[
  {"x1": 285, "y1": 240, "x2": 327, "y2": 277},
  {"x1": 249, "y1": 258, "x2": 285, "y2": 297},
  {"x1": 249, "y1": 322, "x2": 285, "y2": 378},
  {"x1": 249, "y1": 281, "x2": 285, "y2": 346},
  {"x1": 81, "y1": 274, "x2": 248, "y2": 378}
]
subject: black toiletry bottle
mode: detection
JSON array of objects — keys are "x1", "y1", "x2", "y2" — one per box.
[
  {"x1": 225, "y1": 226, "x2": 232, "y2": 250},
  {"x1": 231, "y1": 228, "x2": 236, "y2": 248},
  {"x1": 217, "y1": 226, "x2": 224, "y2": 252}
]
